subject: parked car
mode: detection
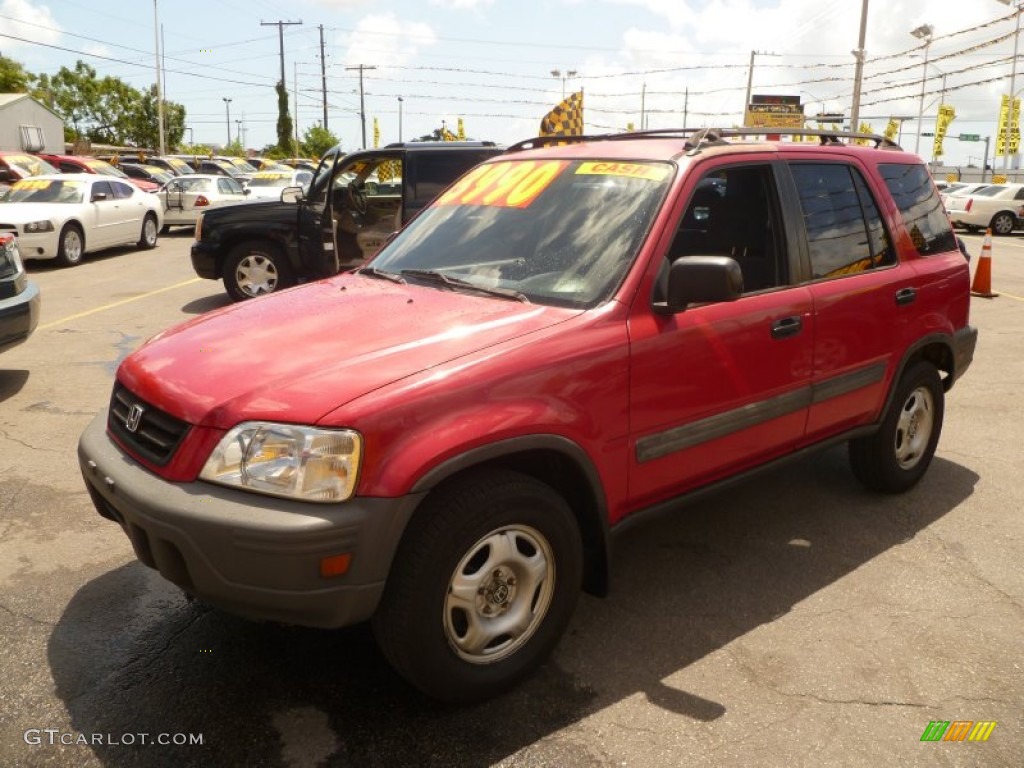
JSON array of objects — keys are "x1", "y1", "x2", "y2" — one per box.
[
  {"x1": 945, "y1": 183, "x2": 1024, "y2": 235},
  {"x1": 36, "y1": 153, "x2": 160, "y2": 194},
  {"x1": 0, "y1": 151, "x2": 59, "y2": 192},
  {"x1": 0, "y1": 174, "x2": 162, "y2": 266},
  {"x1": 243, "y1": 168, "x2": 313, "y2": 200},
  {"x1": 118, "y1": 163, "x2": 176, "y2": 187},
  {"x1": 940, "y1": 182, "x2": 992, "y2": 209},
  {"x1": 135, "y1": 155, "x2": 195, "y2": 176},
  {"x1": 159, "y1": 174, "x2": 250, "y2": 232},
  {"x1": 0, "y1": 233, "x2": 40, "y2": 352},
  {"x1": 247, "y1": 157, "x2": 292, "y2": 172},
  {"x1": 278, "y1": 157, "x2": 318, "y2": 172},
  {"x1": 81, "y1": 126, "x2": 976, "y2": 703},
  {"x1": 191, "y1": 141, "x2": 504, "y2": 301},
  {"x1": 214, "y1": 156, "x2": 258, "y2": 176},
  {"x1": 190, "y1": 158, "x2": 251, "y2": 184}
]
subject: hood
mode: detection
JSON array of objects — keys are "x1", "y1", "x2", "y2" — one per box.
[
  {"x1": 0, "y1": 202, "x2": 79, "y2": 222},
  {"x1": 119, "y1": 272, "x2": 577, "y2": 429}
]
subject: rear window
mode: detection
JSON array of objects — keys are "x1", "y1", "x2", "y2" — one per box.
[{"x1": 877, "y1": 163, "x2": 958, "y2": 255}]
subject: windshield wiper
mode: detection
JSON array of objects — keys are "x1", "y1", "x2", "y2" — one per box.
[
  {"x1": 357, "y1": 266, "x2": 406, "y2": 283},
  {"x1": 400, "y1": 269, "x2": 530, "y2": 302}
]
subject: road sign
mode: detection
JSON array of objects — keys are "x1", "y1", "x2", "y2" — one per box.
[
  {"x1": 958, "y1": 134, "x2": 981, "y2": 142},
  {"x1": 920, "y1": 132, "x2": 935, "y2": 137}
]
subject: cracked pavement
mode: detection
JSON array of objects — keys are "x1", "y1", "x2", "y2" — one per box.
[{"x1": 0, "y1": 232, "x2": 1021, "y2": 767}]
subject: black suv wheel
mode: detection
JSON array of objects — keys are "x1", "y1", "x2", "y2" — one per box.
[{"x1": 223, "y1": 240, "x2": 293, "y2": 301}]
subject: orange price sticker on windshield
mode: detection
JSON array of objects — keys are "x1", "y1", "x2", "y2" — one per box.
[
  {"x1": 575, "y1": 162, "x2": 670, "y2": 181},
  {"x1": 255, "y1": 172, "x2": 288, "y2": 179},
  {"x1": 436, "y1": 160, "x2": 569, "y2": 208}
]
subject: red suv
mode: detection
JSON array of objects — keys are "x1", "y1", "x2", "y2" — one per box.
[
  {"x1": 78, "y1": 127, "x2": 977, "y2": 703},
  {"x1": 35, "y1": 153, "x2": 159, "y2": 193}
]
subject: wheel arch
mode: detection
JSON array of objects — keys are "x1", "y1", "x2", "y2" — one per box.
[
  {"x1": 410, "y1": 435, "x2": 612, "y2": 597},
  {"x1": 888, "y1": 334, "x2": 956, "y2": 404}
]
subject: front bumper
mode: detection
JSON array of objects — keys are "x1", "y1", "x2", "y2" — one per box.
[
  {"x1": 78, "y1": 410, "x2": 425, "y2": 628},
  {"x1": 189, "y1": 240, "x2": 221, "y2": 279},
  {"x1": 0, "y1": 279, "x2": 40, "y2": 352},
  {"x1": 6, "y1": 231, "x2": 59, "y2": 261}
]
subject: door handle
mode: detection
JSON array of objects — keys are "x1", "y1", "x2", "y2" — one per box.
[
  {"x1": 895, "y1": 287, "x2": 917, "y2": 305},
  {"x1": 770, "y1": 316, "x2": 803, "y2": 339}
]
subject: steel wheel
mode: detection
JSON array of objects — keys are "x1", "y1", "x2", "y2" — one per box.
[
  {"x1": 234, "y1": 253, "x2": 280, "y2": 297},
  {"x1": 444, "y1": 524, "x2": 556, "y2": 664},
  {"x1": 56, "y1": 224, "x2": 84, "y2": 267},
  {"x1": 990, "y1": 212, "x2": 1015, "y2": 235},
  {"x1": 138, "y1": 213, "x2": 158, "y2": 249},
  {"x1": 849, "y1": 361, "x2": 944, "y2": 493},
  {"x1": 893, "y1": 385, "x2": 935, "y2": 470}
]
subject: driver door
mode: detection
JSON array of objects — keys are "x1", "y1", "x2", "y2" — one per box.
[{"x1": 297, "y1": 149, "x2": 342, "y2": 280}]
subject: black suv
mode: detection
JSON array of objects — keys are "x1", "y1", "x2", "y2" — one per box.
[{"x1": 190, "y1": 141, "x2": 504, "y2": 301}]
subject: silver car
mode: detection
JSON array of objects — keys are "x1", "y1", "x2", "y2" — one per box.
[{"x1": 160, "y1": 174, "x2": 251, "y2": 232}]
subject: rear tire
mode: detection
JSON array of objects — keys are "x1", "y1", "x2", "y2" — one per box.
[
  {"x1": 372, "y1": 469, "x2": 583, "y2": 703},
  {"x1": 56, "y1": 223, "x2": 84, "y2": 267},
  {"x1": 849, "y1": 361, "x2": 944, "y2": 493},
  {"x1": 990, "y1": 212, "x2": 1015, "y2": 236},
  {"x1": 223, "y1": 240, "x2": 293, "y2": 302},
  {"x1": 138, "y1": 213, "x2": 158, "y2": 249}
]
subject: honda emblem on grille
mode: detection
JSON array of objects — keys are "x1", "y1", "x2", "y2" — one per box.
[{"x1": 125, "y1": 404, "x2": 144, "y2": 433}]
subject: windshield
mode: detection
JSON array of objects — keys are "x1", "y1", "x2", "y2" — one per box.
[
  {"x1": 247, "y1": 171, "x2": 295, "y2": 188},
  {"x1": 4, "y1": 154, "x2": 58, "y2": 177},
  {"x1": 0, "y1": 178, "x2": 85, "y2": 203},
  {"x1": 85, "y1": 158, "x2": 129, "y2": 178},
  {"x1": 369, "y1": 158, "x2": 673, "y2": 309}
]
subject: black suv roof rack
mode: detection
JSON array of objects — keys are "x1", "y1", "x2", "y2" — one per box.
[{"x1": 507, "y1": 127, "x2": 900, "y2": 154}]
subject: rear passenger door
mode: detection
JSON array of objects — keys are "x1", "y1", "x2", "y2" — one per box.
[{"x1": 784, "y1": 161, "x2": 912, "y2": 444}]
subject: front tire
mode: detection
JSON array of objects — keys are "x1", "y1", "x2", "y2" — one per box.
[
  {"x1": 849, "y1": 361, "x2": 944, "y2": 493},
  {"x1": 138, "y1": 213, "x2": 159, "y2": 249},
  {"x1": 372, "y1": 469, "x2": 583, "y2": 703},
  {"x1": 56, "y1": 223, "x2": 84, "y2": 267},
  {"x1": 223, "y1": 240, "x2": 293, "y2": 302}
]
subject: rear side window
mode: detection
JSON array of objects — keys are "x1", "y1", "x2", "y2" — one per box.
[
  {"x1": 791, "y1": 163, "x2": 894, "y2": 279},
  {"x1": 878, "y1": 163, "x2": 958, "y2": 255}
]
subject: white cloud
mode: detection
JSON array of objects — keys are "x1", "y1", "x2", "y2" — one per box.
[
  {"x1": 342, "y1": 13, "x2": 438, "y2": 68},
  {"x1": 429, "y1": 0, "x2": 495, "y2": 8},
  {"x1": 0, "y1": 0, "x2": 62, "y2": 47}
]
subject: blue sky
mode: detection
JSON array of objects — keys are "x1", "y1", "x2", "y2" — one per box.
[{"x1": 0, "y1": 0, "x2": 1017, "y2": 167}]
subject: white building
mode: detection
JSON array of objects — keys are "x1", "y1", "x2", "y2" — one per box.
[{"x1": 0, "y1": 93, "x2": 64, "y2": 153}]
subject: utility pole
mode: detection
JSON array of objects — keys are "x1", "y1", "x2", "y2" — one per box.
[
  {"x1": 319, "y1": 25, "x2": 329, "y2": 130},
  {"x1": 153, "y1": 0, "x2": 165, "y2": 155},
  {"x1": 346, "y1": 64, "x2": 377, "y2": 148},
  {"x1": 261, "y1": 19, "x2": 303, "y2": 88},
  {"x1": 849, "y1": 0, "x2": 870, "y2": 133}
]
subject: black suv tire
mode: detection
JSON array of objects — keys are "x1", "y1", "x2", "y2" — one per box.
[{"x1": 224, "y1": 240, "x2": 294, "y2": 302}]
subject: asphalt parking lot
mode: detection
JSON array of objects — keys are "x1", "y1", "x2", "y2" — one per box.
[{"x1": 0, "y1": 230, "x2": 1021, "y2": 767}]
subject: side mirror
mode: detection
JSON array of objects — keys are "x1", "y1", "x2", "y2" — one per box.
[
  {"x1": 280, "y1": 185, "x2": 304, "y2": 203},
  {"x1": 654, "y1": 255, "x2": 744, "y2": 314}
]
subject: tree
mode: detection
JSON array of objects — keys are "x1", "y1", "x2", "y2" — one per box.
[
  {"x1": 0, "y1": 55, "x2": 33, "y2": 92},
  {"x1": 275, "y1": 81, "x2": 293, "y2": 154},
  {"x1": 301, "y1": 124, "x2": 338, "y2": 158}
]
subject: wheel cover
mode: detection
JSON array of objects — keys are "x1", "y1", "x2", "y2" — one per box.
[
  {"x1": 64, "y1": 230, "x2": 82, "y2": 261},
  {"x1": 235, "y1": 254, "x2": 279, "y2": 297},
  {"x1": 894, "y1": 385, "x2": 935, "y2": 469},
  {"x1": 993, "y1": 214, "x2": 1014, "y2": 235},
  {"x1": 143, "y1": 217, "x2": 157, "y2": 245},
  {"x1": 444, "y1": 524, "x2": 555, "y2": 665}
]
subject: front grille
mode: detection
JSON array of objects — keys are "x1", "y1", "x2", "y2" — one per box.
[{"x1": 108, "y1": 382, "x2": 190, "y2": 466}]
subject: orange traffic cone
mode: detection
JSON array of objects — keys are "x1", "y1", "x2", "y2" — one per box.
[{"x1": 970, "y1": 229, "x2": 998, "y2": 299}]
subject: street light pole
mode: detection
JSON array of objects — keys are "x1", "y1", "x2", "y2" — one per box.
[
  {"x1": 998, "y1": 0, "x2": 1022, "y2": 170},
  {"x1": 153, "y1": 0, "x2": 165, "y2": 155},
  {"x1": 397, "y1": 96, "x2": 404, "y2": 142},
  {"x1": 222, "y1": 97, "x2": 232, "y2": 147},
  {"x1": 550, "y1": 68, "x2": 577, "y2": 98},
  {"x1": 911, "y1": 24, "x2": 934, "y2": 157}
]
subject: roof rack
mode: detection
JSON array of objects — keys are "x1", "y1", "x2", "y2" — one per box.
[{"x1": 506, "y1": 127, "x2": 901, "y2": 155}]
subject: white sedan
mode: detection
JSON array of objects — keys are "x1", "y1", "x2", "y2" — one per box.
[
  {"x1": 0, "y1": 174, "x2": 163, "y2": 267},
  {"x1": 159, "y1": 174, "x2": 251, "y2": 232},
  {"x1": 243, "y1": 168, "x2": 313, "y2": 200}
]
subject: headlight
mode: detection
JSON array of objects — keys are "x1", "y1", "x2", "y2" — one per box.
[
  {"x1": 0, "y1": 235, "x2": 24, "y2": 279},
  {"x1": 23, "y1": 220, "x2": 55, "y2": 233},
  {"x1": 200, "y1": 422, "x2": 362, "y2": 502}
]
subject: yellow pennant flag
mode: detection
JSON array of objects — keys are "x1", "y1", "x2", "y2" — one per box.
[
  {"x1": 457, "y1": 118, "x2": 465, "y2": 140},
  {"x1": 373, "y1": 117, "x2": 380, "y2": 148},
  {"x1": 540, "y1": 90, "x2": 584, "y2": 137}
]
